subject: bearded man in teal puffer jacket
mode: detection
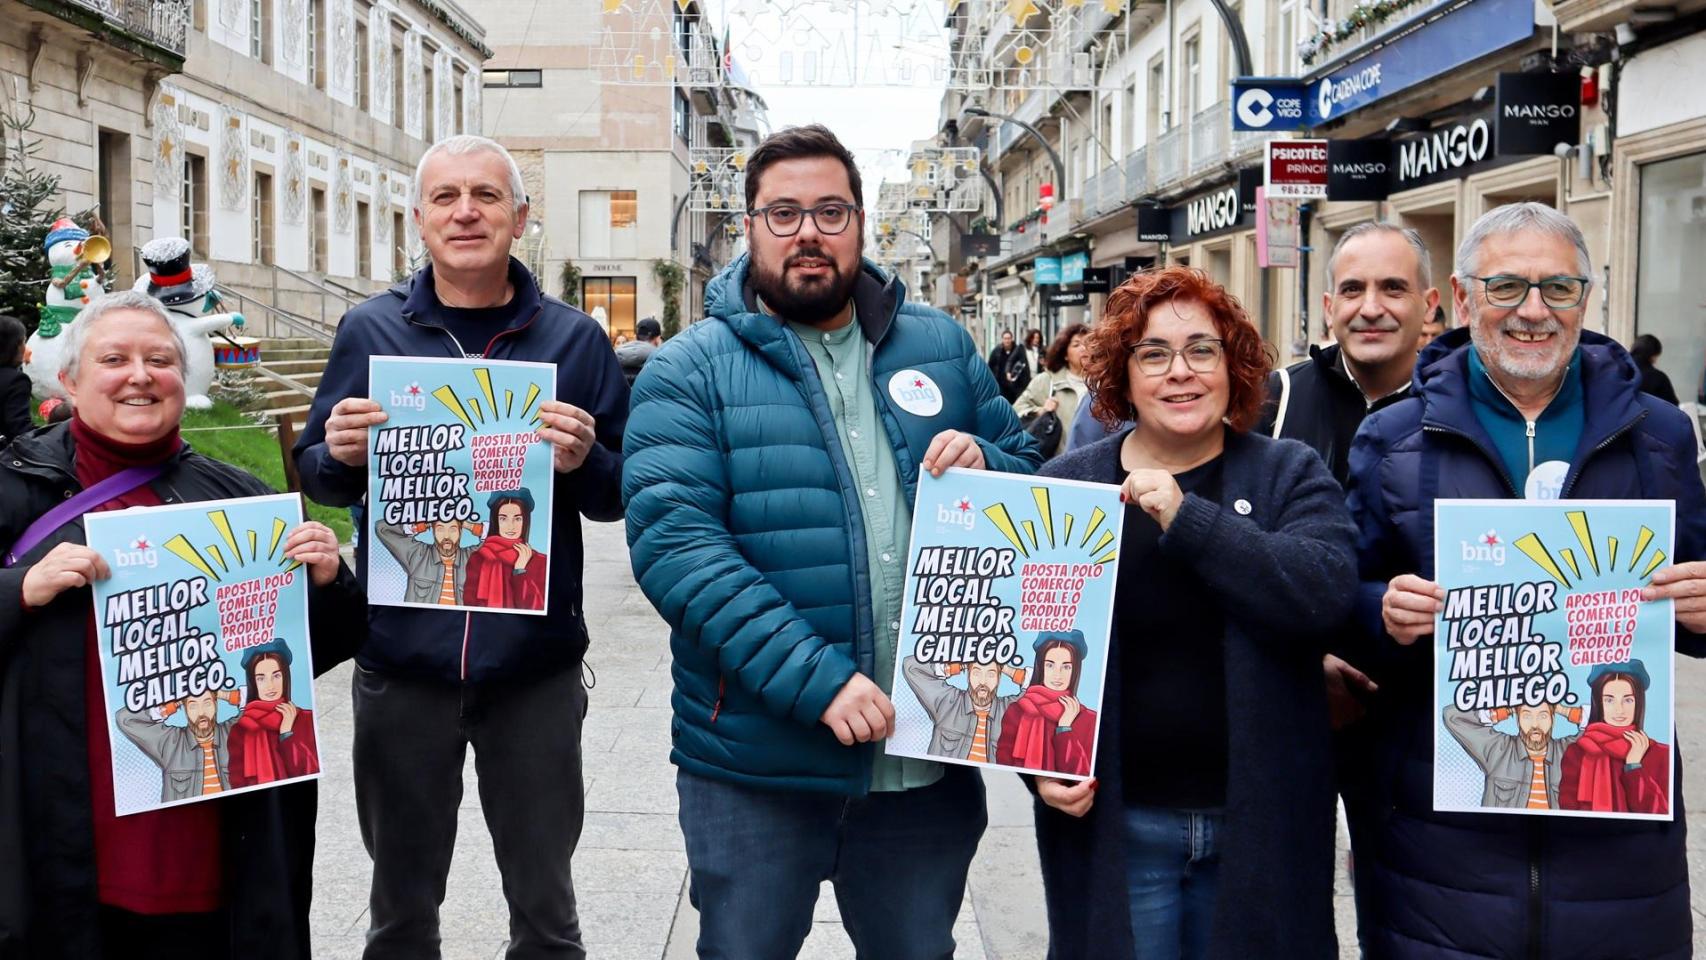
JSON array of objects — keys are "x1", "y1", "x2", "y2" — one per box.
[{"x1": 623, "y1": 124, "x2": 1041, "y2": 960}]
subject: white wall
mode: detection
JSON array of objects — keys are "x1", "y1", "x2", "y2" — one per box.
[{"x1": 1618, "y1": 33, "x2": 1706, "y2": 138}]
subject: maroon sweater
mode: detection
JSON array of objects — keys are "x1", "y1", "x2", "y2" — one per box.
[{"x1": 72, "y1": 415, "x2": 224, "y2": 915}]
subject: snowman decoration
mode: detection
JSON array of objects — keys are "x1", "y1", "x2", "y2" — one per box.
[
  {"x1": 21, "y1": 218, "x2": 108, "y2": 401},
  {"x1": 133, "y1": 237, "x2": 245, "y2": 410}
]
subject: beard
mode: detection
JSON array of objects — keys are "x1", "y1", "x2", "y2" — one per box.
[
  {"x1": 437, "y1": 539, "x2": 459, "y2": 557},
  {"x1": 1468, "y1": 304, "x2": 1581, "y2": 382},
  {"x1": 751, "y1": 244, "x2": 859, "y2": 326},
  {"x1": 1523, "y1": 729, "x2": 1548, "y2": 753},
  {"x1": 969, "y1": 684, "x2": 995, "y2": 709}
]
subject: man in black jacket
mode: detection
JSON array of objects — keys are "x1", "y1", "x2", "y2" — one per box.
[
  {"x1": 1256, "y1": 221, "x2": 1436, "y2": 945},
  {"x1": 293, "y1": 135, "x2": 627, "y2": 960}
]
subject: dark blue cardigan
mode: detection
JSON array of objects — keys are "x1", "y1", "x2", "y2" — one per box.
[{"x1": 1033, "y1": 427, "x2": 1358, "y2": 960}]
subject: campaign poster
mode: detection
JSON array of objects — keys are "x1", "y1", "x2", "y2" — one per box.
[
  {"x1": 84, "y1": 494, "x2": 320, "y2": 816},
  {"x1": 1434, "y1": 499, "x2": 1676, "y2": 820},
  {"x1": 367, "y1": 356, "x2": 556, "y2": 615},
  {"x1": 886, "y1": 467, "x2": 1123, "y2": 782}
]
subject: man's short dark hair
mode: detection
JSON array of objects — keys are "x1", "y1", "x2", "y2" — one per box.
[
  {"x1": 636, "y1": 317, "x2": 662, "y2": 340},
  {"x1": 744, "y1": 124, "x2": 864, "y2": 213},
  {"x1": 0, "y1": 315, "x2": 25, "y2": 365}
]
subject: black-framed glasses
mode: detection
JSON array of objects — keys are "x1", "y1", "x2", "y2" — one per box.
[
  {"x1": 1470, "y1": 275, "x2": 1592, "y2": 309},
  {"x1": 1132, "y1": 339, "x2": 1224, "y2": 377},
  {"x1": 748, "y1": 202, "x2": 861, "y2": 237}
]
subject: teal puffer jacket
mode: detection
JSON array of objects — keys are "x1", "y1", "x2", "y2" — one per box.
[{"x1": 623, "y1": 257, "x2": 1042, "y2": 794}]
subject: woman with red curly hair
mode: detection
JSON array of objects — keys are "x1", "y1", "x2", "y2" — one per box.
[{"x1": 1027, "y1": 266, "x2": 1359, "y2": 960}]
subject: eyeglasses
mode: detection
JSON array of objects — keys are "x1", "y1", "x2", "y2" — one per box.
[
  {"x1": 1132, "y1": 339, "x2": 1224, "y2": 377},
  {"x1": 1470, "y1": 275, "x2": 1591, "y2": 309},
  {"x1": 748, "y1": 202, "x2": 860, "y2": 237}
]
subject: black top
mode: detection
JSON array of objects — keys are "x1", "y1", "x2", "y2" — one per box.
[
  {"x1": 1119, "y1": 454, "x2": 1229, "y2": 809},
  {"x1": 0, "y1": 366, "x2": 31, "y2": 449},
  {"x1": 1637, "y1": 361, "x2": 1680, "y2": 407},
  {"x1": 433, "y1": 297, "x2": 531, "y2": 358}
]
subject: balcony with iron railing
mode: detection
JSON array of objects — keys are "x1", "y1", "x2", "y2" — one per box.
[
  {"x1": 1149, "y1": 125, "x2": 1185, "y2": 190},
  {"x1": 44, "y1": 0, "x2": 189, "y2": 62},
  {"x1": 1187, "y1": 102, "x2": 1229, "y2": 176}
]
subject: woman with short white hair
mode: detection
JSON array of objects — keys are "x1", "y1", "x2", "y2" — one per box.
[{"x1": 0, "y1": 291, "x2": 364, "y2": 957}]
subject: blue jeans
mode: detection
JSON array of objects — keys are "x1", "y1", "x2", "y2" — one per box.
[
  {"x1": 676, "y1": 766, "x2": 986, "y2": 960},
  {"x1": 1124, "y1": 805, "x2": 1223, "y2": 960}
]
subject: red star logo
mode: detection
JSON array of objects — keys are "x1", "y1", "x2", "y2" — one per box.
[
  {"x1": 407, "y1": 383, "x2": 422, "y2": 396},
  {"x1": 134, "y1": 538, "x2": 150, "y2": 550},
  {"x1": 1482, "y1": 531, "x2": 1500, "y2": 546},
  {"x1": 914, "y1": 378, "x2": 925, "y2": 388},
  {"x1": 957, "y1": 499, "x2": 972, "y2": 511}
]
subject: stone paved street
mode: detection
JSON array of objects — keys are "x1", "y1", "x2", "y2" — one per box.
[{"x1": 310, "y1": 518, "x2": 1706, "y2": 958}]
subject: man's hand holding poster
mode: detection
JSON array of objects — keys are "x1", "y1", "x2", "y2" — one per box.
[
  {"x1": 887, "y1": 468, "x2": 1123, "y2": 781},
  {"x1": 1434, "y1": 499, "x2": 1675, "y2": 820},
  {"x1": 366, "y1": 356, "x2": 556, "y2": 615},
  {"x1": 84, "y1": 493, "x2": 320, "y2": 816}
]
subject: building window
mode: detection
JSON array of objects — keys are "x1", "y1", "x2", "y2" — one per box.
[
  {"x1": 423, "y1": 51, "x2": 436, "y2": 141},
  {"x1": 482, "y1": 69, "x2": 542, "y2": 88},
  {"x1": 252, "y1": 172, "x2": 275, "y2": 265},
  {"x1": 674, "y1": 90, "x2": 691, "y2": 144},
  {"x1": 392, "y1": 210, "x2": 406, "y2": 275},
  {"x1": 1184, "y1": 32, "x2": 1202, "y2": 118},
  {"x1": 357, "y1": 199, "x2": 372, "y2": 278},
  {"x1": 308, "y1": 0, "x2": 323, "y2": 89},
  {"x1": 354, "y1": 20, "x2": 369, "y2": 111},
  {"x1": 579, "y1": 190, "x2": 638, "y2": 258},
  {"x1": 250, "y1": 0, "x2": 271, "y2": 64},
  {"x1": 1147, "y1": 56, "x2": 1166, "y2": 135},
  {"x1": 454, "y1": 70, "x2": 465, "y2": 134},
  {"x1": 392, "y1": 41, "x2": 405, "y2": 127},
  {"x1": 583, "y1": 276, "x2": 638, "y2": 341},
  {"x1": 1122, "y1": 81, "x2": 1136, "y2": 154},
  {"x1": 310, "y1": 186, "x2": 327, "y2": 273},
  {"x1": 1276, "y1": 0, "x2": 1298, "y2": 75},
  {"x1": 183, "y1": 154, "x2": 208, "y2": 258}
]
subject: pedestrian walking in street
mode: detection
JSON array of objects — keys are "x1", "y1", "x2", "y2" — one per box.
[
  {"x1": 0, "y1": 314, "x2": 31, "y2": 448},
  {"x1": 0, "y1": 291, "x2": 364, "y2": 958},
  {"x1": 1032, "y1": 267, "x2": 1357, "y2": 960},
  {"x1": 617, "y1": 316, "x2": 663, "y2": 386},
  {"x1": 988, "y1": 327, "x2": 1031, "y2": 402},
  {"x1": 1013, "y1": 322, "x2": 1091, "y2": 459},
  {"x1": 1024, "y1": 327, "x2": 1046, "y2": 376},
  {"x1": 293, "y1": 134, "x2": 628, "y2": 960},
  {"x1": 1346, "y1": 202, "x2": 1706, "y2": 959},
  {"x1": 622, "y1": 123, "x2": 1040, "y2": 960}
]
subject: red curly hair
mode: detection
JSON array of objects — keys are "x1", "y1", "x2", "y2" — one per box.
[{"x1": 1084, "y1": 266, "x2": 1273, "y2": 432}]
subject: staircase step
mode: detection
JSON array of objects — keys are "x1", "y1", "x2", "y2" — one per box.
[
  {"x1": 269, "y1": 404, "x2": 313, "y2": 426},
  {"x1": 263, "y1": 360, "x2": 327, "y2": 376},
  {"x1": 258, "y1": 348, "x2": 332, "y2": 363}
]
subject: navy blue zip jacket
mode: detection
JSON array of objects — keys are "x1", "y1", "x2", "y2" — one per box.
[
  {"x1": 623, "y1": 256, "x2": 1041, "y2": 795},
  {"x1": 1345, "y1": 327, "x2": 1706, "y2": 960},
  {"x1": 293, "y1": 258, "x2": 627, "y2": 684}
]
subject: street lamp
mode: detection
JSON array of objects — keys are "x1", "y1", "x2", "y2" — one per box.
[{"x1": 962, "y1": 105, "x2": 1067, "y2": 206}]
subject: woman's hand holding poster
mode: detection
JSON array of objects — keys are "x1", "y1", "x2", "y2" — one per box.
[
  {"x1": 1434, "y1": 499, "x2": 1675, "y2": 820},
  {"x1": 887, "y1": 468, "x2": 1123, "y2": 781},
  {"x1": 366, "y1": 356, "x2": 556, "y2": 615},
  {"x1": 84, "y1": 493, "x2": 319, "y2": 816}
]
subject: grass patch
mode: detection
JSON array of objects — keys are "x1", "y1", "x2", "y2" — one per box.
[{"x1": 182, "y1": 402, "x2": 354, "y2": 543}]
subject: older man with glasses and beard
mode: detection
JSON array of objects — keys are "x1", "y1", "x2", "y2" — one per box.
[
  {"x1": 622, "y1": 124, "x2": 1040, "y2": 959},
  {"x1": 1344, "y1": 202, "x2": 1706, "y2": 960}
]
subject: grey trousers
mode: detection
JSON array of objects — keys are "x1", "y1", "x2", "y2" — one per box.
[{"x1": 353, "y1": 663, "x2": 588, "y2": 960}]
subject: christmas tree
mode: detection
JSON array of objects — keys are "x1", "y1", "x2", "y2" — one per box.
[{"x1": 0, "y1": 108, "x2": 69, "y2": 335}]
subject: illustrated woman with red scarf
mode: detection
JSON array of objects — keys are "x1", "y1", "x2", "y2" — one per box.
[
  {"x1": 464, "y1": 488, "x2": 547, "y2": 611},
  {"x1": 1559, "y1": 660, "x2": 1670, "y2": 814},
  {"x1": 228, "y1": 639, "x2": 320, "y2": 788},
  {"x1": 996, "y1": 630, "x2": 1097, "y2": 777}
]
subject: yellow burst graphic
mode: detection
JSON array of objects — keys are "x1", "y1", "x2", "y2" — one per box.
[
  {"x1": 422, "y1": 367, "x2": 548, "y2": 429},
  {"x1": 161, "y1": 507, "x2": 303, "y2": 583},
  {"x1": 1514, "y1": 511, "x2": 1668, "y2": 589},
  {"x1": 979, "y1": 487, "x2": 1118, "y2": 566}
]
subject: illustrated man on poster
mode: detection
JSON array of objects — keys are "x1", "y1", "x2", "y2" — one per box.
[
  {"x1": 901, "y1": 656, "x2": 1027, "y2": 763},
  {"x1": 1443, "y1": 702, "x2": 1583, "y2": 810},
  {"x1": 116, "y1": 688, "x2": 243, "y2": 801},
  {"x1": 374, "y1": 518, "x2": 477, "y2": 606}
]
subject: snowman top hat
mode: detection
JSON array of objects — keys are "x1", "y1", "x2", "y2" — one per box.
[{"x1": 134, "y1": 236, "x2": 212, "y2": 306}]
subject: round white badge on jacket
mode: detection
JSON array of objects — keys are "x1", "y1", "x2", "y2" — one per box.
[{"x1": 888, "y1": 370, "x2": 944, "y2": 417}]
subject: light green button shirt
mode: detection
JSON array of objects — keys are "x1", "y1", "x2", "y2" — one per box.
[{"x1": 787, "y1": 314, "x2": 943, "y2": 793}]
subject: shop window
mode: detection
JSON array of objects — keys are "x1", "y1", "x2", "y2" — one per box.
[
  {"x1": 1636, "y1": 151, "x2": 1706, "y2": 404},
  {"x1": 583, "y1": 276, "x2": 638, "y2": 341},
  {"x1": 579, "y1": 190, "x2": 639, "y2": 258}
]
